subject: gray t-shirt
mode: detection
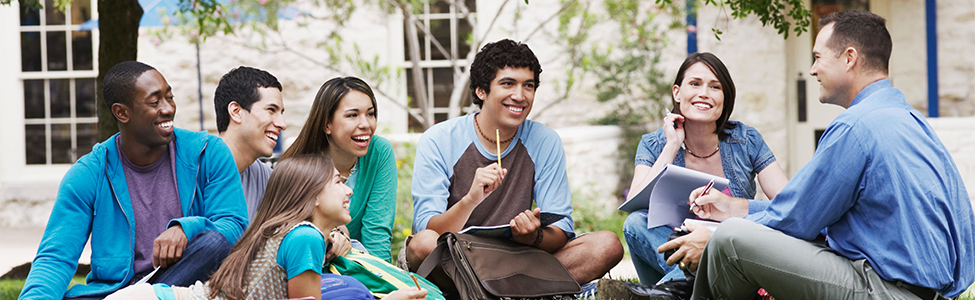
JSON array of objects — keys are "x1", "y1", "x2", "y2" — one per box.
[
  {"x1": 241, "y1": 160, "x2": 272, "y2": 222},
  {"x1": 118, "y1": 139, "x2": 182, "y2": 275}
]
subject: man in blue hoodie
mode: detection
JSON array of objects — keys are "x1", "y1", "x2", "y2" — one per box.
[{"x1": 19, "y1": 61, "x2": 247, "y2": 300}]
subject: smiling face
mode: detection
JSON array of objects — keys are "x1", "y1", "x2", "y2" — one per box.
[
  {"x1": 810, "y1": 23, "x2": 854, "y2": 108},
  {"x1": 314, "y1": 167, "x2": 353, "y2": 230},
  {"x1": 123, "y1": 69, "x2": 176, "y2": 148},
  {"x1": 325, "y1": 90, "x2": 376, "y2": 161},
  {"x1": 673, "y1": 62, "x2": 724, "y2": 124},
  {"x1": 476, "y1": 67, "x2": 536, "y2": 130},
  {"x1": 237, "y1": 87, "x2": 286, "y2": 158}
]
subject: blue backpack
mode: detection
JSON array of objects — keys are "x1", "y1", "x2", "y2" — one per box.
[{"x1": 320, "y1": 273, "x2": 375, "y2": 300}]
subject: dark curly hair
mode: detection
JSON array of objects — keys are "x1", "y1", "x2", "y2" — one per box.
[
  {"x1": 469, "y1": 39, "x2": 542, "y2": 108},
  {"x1": 103, "y1": 61, "x2": 156, "y2": 112},
  {"x1": 213, "y1": 66, "x2": 283, "y2": 133}
]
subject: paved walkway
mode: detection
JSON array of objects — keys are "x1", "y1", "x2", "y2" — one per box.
[{"x1": 1, "y1": 227, "x2": 637, "y2": 280}]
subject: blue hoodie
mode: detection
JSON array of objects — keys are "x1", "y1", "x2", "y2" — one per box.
[{"x1": 19, "y1": 128, "x2": 247, "y2": 299}]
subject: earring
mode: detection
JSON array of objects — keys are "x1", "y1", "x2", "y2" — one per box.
[{"x1": 315, "y1": 201, "x2": 320, "y2": 206}]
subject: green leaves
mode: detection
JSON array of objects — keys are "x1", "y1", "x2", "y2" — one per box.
[{"x1": 684, "y1": 0, "x2": 811, "y2": 39}]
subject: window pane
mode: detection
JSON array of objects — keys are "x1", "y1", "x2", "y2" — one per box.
[
  {"x1": 431, "y1": 0, "x2": 450, "y2": 14},
  {"x1": 47, "y1": 31, "x2": 67, "y2": 71},
  {"x1": 458, "y1": 18, "x2": 473, "y2": 56},
  {"x1": 50, "y1": 79, "x2": 70, "y2": 118},
  {"x1": 72, "y1": 31, "x2": 93, "y2": 70},
  {"x1": 45, "y1": 0, "x2": 66, "y2": 25},
  {"x1": 76, "y1": 78, "x2": 97, "y2": 117},
  {"x1": 429, "y1": 19, "x2": 451, "y2": 60},
  {"x1": 21, "y1": 32, "x2": 42, "y2": 72},
  {"x1": 51, "y1": 124, "x2": 72, "y2": 164},
  {"x1": 20, "y1": 2, "x2": 40, "y2": 26},
  {"x1": 434, "y1": 113, "x2": 448, "y2": 123},
  {"x1": 25, "y1": 124, "x2": 47, "y2": 165},
  {"x1": 465, "y1": 0, "x2": 476, "y2": 12},
  {"x1": 405, "y1": 68, "x2": 430, "y2": 108},
  {"x1": 24, "y1": 80, "x2": 45, "y2": 119},
  {"x1": 70, "y1": 0, "x2": 92, "y2": 25},
  {"x1": 432, "y1": 68, "x2": 453, "y2": 107},
  {"x1": 76, "y1": 123, "x2": 97, "y2": 160}
]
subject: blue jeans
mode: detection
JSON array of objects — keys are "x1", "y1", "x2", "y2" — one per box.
[
  {"x1": 151, "y1": 230, "x2": 232, "y2": 286},
  {"x1": 64, "y1": 230, "x2": 231, "y2": 300},
  {"x1": 624, "y1": 210, "x2": 685, "y2": 286}
]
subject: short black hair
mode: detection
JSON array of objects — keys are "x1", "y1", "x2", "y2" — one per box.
[
  {"x1": 469, "y1": 39, "x2": 542, "y2": 108},
  {"x1": 213, "y1": 66, "x2": 283, "y2": 133},
  {"x1": 818, "y1": 10, "x2": 891, "y2": 74},
  {"x1": 103, "y1": 61, "x2": 156, "y2": 110}
]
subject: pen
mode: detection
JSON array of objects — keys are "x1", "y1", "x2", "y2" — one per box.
[
  {"x1": 496, "y1": 129, "x2": 502, "y2": 169},
  {"x1": 689, "y1": 178, "x2": 715, "y2": 211},
  {"x1": 410, "y1": 273, "x2": 421, "y2": 291}
]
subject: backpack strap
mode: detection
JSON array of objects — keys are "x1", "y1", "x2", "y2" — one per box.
[{"x1": 415, "y1": 232, "x2": 451, "y2": 277}]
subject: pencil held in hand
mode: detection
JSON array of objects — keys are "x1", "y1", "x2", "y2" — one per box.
[
  {"x1": 410, "y1": 273, "x2": 421, "y2": 290},
  {"x1": 690, "y1": 178, "x2": 715, "y2": 211},
  {"x1": 496, "y1": 129, "x2": 502, "y2": 169}
]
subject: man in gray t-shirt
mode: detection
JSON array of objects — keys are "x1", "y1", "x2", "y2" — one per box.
[{"x1": 212, "y1": 66, "x2": 286, "y2": 221}]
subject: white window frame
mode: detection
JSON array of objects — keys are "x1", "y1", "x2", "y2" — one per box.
[
  {"x1": 0, "y1": 0, "x2": 99, "y2": 188},
  {"x1": 401, "y1": 0, "x2": 477, "y2": 127},
  {"x1": 18, "y1": 0, "x2": 99, "y2": 166}
]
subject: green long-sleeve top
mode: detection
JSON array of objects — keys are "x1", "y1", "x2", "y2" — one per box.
[{"x1": 346, "y1": 135, "x2": 397, "y2": 262}]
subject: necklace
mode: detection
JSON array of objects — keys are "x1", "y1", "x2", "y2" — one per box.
[
  {"x1": 474, "y1": 114, "x2": 515, "y2": 144},
  {"x1": 683, "y1": 142, "x2": 720, "y2": 159},
  {"x1": 337, "y1": 160, "x2": 358, "y2": 183}
]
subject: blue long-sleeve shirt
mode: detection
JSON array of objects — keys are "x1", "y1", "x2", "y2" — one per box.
[{"x1": 745, "y1": 79, "x2": 974, "y2": 297}]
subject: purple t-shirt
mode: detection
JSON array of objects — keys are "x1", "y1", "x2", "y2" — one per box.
[{"x1": 117, "y1": 139, "x2": 183, "y2": 275}]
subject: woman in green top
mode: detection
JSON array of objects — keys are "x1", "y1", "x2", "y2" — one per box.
[{"x1": 282, "y1": 76, "x2": 398, "y2": 262}]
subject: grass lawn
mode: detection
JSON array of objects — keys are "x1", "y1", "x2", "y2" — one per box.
[{"x1": 0, "y1": 276, "x2": 85, "y2": 300}]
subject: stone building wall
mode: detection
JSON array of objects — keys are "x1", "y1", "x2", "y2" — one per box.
[{"x1": 937, "y1": 0, "x2": 975, "y2": 116}]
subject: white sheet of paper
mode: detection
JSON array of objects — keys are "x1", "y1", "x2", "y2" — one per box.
[
  {"x1": 135, "y1": 266, "x2": 160, "y2": 285},
  {"x1": 683, "y1": 218, "x2": 719, "y2": 231},
  {"x1": 616, "y1": 164, "x2": 728, "y2": 229},
  {"x1": 646, "y1": 165, "x2": 728, "y2": 229}
]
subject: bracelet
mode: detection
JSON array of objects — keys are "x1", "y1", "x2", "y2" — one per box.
[{"x1": 529, "y1": 228, "x2": 544, "y2": 248}]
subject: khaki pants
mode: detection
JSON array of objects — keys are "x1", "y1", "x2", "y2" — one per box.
[{"x1": 692, "y1": 218, "x2": 921, "y2": 300}]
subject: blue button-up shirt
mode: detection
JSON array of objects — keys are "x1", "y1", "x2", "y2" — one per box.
[{"x1": 745, "y1": 79, "x2": 975, "y2": 297}]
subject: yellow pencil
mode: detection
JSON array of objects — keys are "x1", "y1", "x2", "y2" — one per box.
[
  {"x1": 495, "y1": 129, "x2": 502, "y2": 169},
  {"x1": 410, "y1": 273, "x2": 421, "y2": 291}
]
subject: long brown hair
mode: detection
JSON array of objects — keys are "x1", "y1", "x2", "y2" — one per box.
[
  {"x1": 207, "y1": 154, "x2": 335, "y2": 299},
  {"x1": 281, "y1": 77, "x2": 377, "y2": 159}
]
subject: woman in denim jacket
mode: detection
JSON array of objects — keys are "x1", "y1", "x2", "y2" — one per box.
[{"x1": 621, "y1": 52, "x2": 789, "y2": 295}]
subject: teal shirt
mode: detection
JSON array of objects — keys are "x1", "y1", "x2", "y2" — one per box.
[{"x1": 344, "y1": 135, "x2": 397, "y2": 262}]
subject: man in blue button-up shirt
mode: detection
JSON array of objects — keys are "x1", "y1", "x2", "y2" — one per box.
[{"x1": 655, "y1": 10, "x2": 974, "y2": 300}]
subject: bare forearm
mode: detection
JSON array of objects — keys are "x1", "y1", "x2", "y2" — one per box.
[{"x1": 424, "y1": 196, "x2": 478, "y2": 234}]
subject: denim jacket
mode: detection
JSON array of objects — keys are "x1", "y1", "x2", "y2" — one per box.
[{"x1": 634, "y1": 121, "x2": 776, "y2": 199}]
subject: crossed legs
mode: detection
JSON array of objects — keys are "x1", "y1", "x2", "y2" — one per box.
[{"x1": 404, "y1": 229, "x2": 623, "y2": 284}]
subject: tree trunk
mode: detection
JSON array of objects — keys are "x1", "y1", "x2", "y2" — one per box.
[
  {"x1": 96, "y1": 0, "x2": 142, "y2": 141},
  {"x1": 396, "y1": 0, "x2": 430, "y2": 130}
]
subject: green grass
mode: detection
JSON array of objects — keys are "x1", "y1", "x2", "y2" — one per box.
[{"x1": 0, "y1": 276, "x2": 85, "y2": 300}]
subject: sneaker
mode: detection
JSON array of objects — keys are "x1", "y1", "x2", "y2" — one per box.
[
  {"x1": 597, "y1": 278, "x2": 694, "y2": 300},
  {"x1": 575, "y1": 281, "x2": 598, "y2": 299}
]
